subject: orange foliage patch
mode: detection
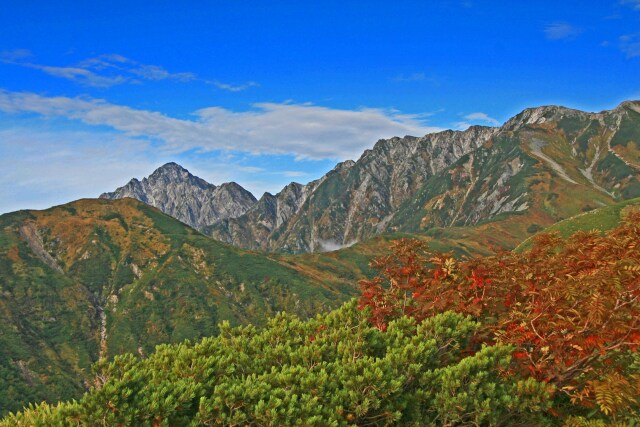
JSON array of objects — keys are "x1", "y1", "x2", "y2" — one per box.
[{"x1": 359, "y1": 210, "x2": 640, "y2": 415}]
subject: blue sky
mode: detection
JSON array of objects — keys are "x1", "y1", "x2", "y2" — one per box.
[{"x1": 1, "y1": 0, "x2": 639, "y2": 213}]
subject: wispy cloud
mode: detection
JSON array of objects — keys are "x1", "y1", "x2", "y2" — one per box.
[
  {"x1": 0, "y1": 89, "x2": 443, "y2": 161},
  {"x1": 463, "y1": 112, "x2": 499, "y2": 125},
  {"x1": 34, "y1": 64, "x2": 127, "y2": 87},
  {"x1": 0, "y1": 50, "x2": 255, "y2": 91},
  {"x1": 238, "y1": 166, "x2": 265, "y2": 173},
  {"x1": 391, "y1": 72, "x2": 441, "y2": 86},
  {"x1": 544, "y1": 22, "x2": 582, "y2": 40},
  {"x1": 1, "y1": 50, "x2": 129, "y2": 87},
  {"x1": 130, "y1": 64, "x2": 196, "y2": 82},
  {"x1": 210, "y1": 80, "x2": 259, "y2": 92},
  {"x1": 620, "y1": 34, "x2": 640, "y2": 58},
  {"x1": 0, "y1": 49, "x2": 33, "y2": 62},
  {"x1": 454, "y1": 111, "x2": 500, "y2": 129}
]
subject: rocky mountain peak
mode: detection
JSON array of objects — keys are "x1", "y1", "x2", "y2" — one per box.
[
  {"x1": 218, "y1": 181, "x2": 249, "y2": 192},
  {"x1": 147, "y1": 162, "x2": 211, "y2": 189},
  {"x1": 209, "y1": 123, "x2": 499, "y2": 253},
  {"x1": 100, "y1": 163, "x2": 256, "y2": 229},
  {"x1": 615, "y1": 100, "x2": 640, "y2": 114},
  {"x1": 503, "y1": 105, "x2": 593, "y2": 131}
]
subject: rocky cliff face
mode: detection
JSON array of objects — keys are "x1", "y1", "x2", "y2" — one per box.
[
  {"x1": 386, "y1": 101, "x2": 640, "y2": 235},
  {"x1": 100, "y1": 163, "x2": 257, "y2": 229}
]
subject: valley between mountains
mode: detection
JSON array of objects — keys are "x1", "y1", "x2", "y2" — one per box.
[{"x1": 1, "y1": 101, "x2": 640, "y2": 417}]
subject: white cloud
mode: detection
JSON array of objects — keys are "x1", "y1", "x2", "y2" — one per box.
[
  {"x1": 238, "y1": 166, "x2": 266, "y2": 173},
  {"x1": 454, "y1": 122, "x2": 472, "y2": 130},
  {"x1": 34, "y1": 64, "x2": 128, "y2": 87},
  {"x1": 620, "y1": 34, "x2": 640, "y2": 58},
  {"x1": 0, "y1": 49, "x2": 33, "y2": 62},
  {"x1": 1, "y1": 52, "x2": 129, "y2": 87},
  {"x1": 0, "y1": 128, "x2": 158, "y2": 213},
  {"x1": 129, "y1": 64, "x2": 196, "y2": 82},
  {"x1": 0, "y1": 89, "x2": 442, "y2": 161},
  {"x1": 463, "y1": 112, "x2": 500, "y2": 125},
  {"x1": 454, "y1": 111, "x2": 500, "y2": 129},
  {"x1": 76, "y1": 53, "x2": 131, "y2": 70},
  {"x1": 544, "y1": 22, "x2": 581, "y2": 40},
  {"x1": 316, "y1": 238, "x2": 357, "y2": 252},
  {"x1": 393, "y1": 73, "x2": 426, "y2": 82}
]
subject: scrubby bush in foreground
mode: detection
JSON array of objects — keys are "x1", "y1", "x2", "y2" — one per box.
[{"x1": 2, "y1": 302, "x2": 549, "y2": 426}]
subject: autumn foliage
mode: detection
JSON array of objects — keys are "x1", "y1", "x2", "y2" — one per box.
[{"x1": 359, "y1": 211, "x2": 640, "y2": 419}]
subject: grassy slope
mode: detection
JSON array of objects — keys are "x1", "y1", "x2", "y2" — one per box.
[{"x1": 515, "y1": 197, "x2": 640, "y2": 252}]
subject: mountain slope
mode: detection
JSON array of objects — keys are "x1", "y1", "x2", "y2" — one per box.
[
  {"x1": 100, "y1": 162, "x2": 257, "y2": 229},
  {"x1": 389, "y1": 103, "x2": 640, "y2": 240},
  {"x1": 0, "y1": 198, "x2": 357, "y2": 415},
  {"x1": 514, "y1": 196, "x2": 640, "y2": 252}
]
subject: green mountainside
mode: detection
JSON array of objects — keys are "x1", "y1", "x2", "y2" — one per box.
[
  {"x1": 0, "y1": 197, "x2": 501, "y2": 416},
  {"x1": 2, "y1": 194, "x2": 639, "y2": 418},
  {"x1": 0, "y1": 198, "x2": 360, "y2": 415}
]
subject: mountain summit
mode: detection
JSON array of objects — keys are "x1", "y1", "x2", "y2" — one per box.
[{"x1": 100, "y1": 163, "x2": 257, "y2": 229}]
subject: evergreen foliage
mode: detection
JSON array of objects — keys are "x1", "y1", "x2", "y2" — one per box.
[{"x1": 1, "y1": 302, "x2": 551, "y2": 426}]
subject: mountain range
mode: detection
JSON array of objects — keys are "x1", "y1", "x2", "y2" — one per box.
[{"x1": 103, "y1": 101, "x2": 640, "y2": 253}]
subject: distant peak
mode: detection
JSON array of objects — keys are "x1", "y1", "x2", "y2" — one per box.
[
  {"x1": 216, "y1": 182, "x2": 257, "y2": 202},
  {"x1": 285, "y1": 182, "x2": 305, "y2": 189},
  {"x1": 150, "y1": 162, "x2": 194, "y2": 179},
  {"x1": 219, "y1": 181, "x2": 243, "y2": 189},
  {"x1": 503, "y1": 104, "x2": 590, "y2": 131},
  {"x1": 155, "y1": 162, "x2": 189, "y2": 173}
]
